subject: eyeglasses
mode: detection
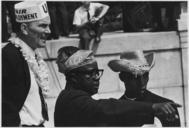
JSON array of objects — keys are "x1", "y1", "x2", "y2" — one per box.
[{"x1": 73, "y1": 69, "x2": 104, "y2": 79}]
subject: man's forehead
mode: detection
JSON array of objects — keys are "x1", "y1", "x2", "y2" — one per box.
[
  {"x1": 32, "y1": 16, "x2": 51, "y2": 24},
  {"x1": 121, "y1": 71, "x2": 149, "y2": 77},
  {"x1": 121, "y1": 71, "x2": 132, "y2": 75},
  {"x1": 75, "y1": 62, "x2": 98, "y2": 71}
]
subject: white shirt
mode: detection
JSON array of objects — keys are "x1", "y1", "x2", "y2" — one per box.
[
  {"x1": 19, "y1": 41, "x2": 44, "y2": 125},
  {"x1": 73, "y1": 3, "x2": 103, "y2": 26}
]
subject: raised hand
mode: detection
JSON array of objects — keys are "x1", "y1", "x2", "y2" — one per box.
[
  {"x1": 90, "y1": 17, "x2": 99, "y2": 24},
  {"x1": 152, "y1": 102, "x2": 181, "y2": 121}
]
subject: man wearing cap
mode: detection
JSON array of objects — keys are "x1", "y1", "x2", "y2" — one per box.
[
  {"x1": 2, "y1": 1, "x2": 51, "y2": 126},
  {"x1": 73, "y1": 1, "x2": 109, "y2": 50},
  {"x1": 108, "y1": 50, "x2": 181, "y2": 126},
  {"x1": 54, "y1": 46, "x2": 180, "y2": 126}
]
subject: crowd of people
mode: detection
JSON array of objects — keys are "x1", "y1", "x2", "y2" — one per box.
[
  {"x1": 2, "y1": 1, "x2": 180, "y2": 45},
  {"x1": 2, "y1": 1, "x2": 182, "y2": 127}
]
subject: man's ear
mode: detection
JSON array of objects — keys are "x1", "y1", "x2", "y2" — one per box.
[
  {"x1": 141, "y1": 72, "x2": 149, "y2": 85},
  {"x1": 66, "y1": 73, "x2": 80, "y2": 83},
  {"x1": 20, "y1": 23, "x2": 28, "y2": 35}
]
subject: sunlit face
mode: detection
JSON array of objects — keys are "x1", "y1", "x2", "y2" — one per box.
[
  {"x1": 120, "y1": 72, "x2": 149, "y2": 96},
  {"x1": 72, "y1": 62, "x2": 104, "y2": 95},
  {"x1": 25, "y1": 16, "x2": 51, "y2": 49}
]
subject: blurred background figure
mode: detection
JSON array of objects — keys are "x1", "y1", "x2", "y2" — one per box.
[
  {"x1": 122, "y1": 2, "x2": 154, "y2": 32},
  {"x1": 121, "y1": 2, "x2": 181, "y2": 32},
  {"x1": 73, "y1": 1, "x2": 109, "y2": 50},
  {"x1": 2, "y1": 1, "x2": 20, "y2": 42},
  {"x1": 47, "y1": 2, "x2": 72, "y2": 40},
  {"x1": 151, "y1": 2, "x2": 180, "y2": 31}
]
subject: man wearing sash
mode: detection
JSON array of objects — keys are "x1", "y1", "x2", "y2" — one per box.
[{"x1": 2, "y1": 1, "x2": 51, "y2": 126}]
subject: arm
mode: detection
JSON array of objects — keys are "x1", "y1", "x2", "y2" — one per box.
[
  {"x1": 90, "y1": 3, "x2": 109, "y2": 23},
  {"x1": 93, "y1": 3, "x2": 109, "y2": 20},
  {"x1": 143, "y1": 90, "x2": 181, "y2": 126},
  {"x1": 77, "y1": 91, "x2": 181, "y2": 125},
  {"x1": 69, "y1": 90, "x2": 154, "y2": 124}
]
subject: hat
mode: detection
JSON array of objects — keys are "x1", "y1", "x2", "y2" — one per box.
[
  {"x1": 14, "y1": 1, "x2": 49, "y2": 23},
  {"x1": 108, "y1": 50, "x2": 155, "y2": 76},
  {"x1": 58, "y1": 50, "x2": 96, "y2": 74}
]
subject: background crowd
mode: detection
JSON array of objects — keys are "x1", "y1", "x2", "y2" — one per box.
[{"x1": 2, "y1": 1, "x2": 181, "y2": 42}]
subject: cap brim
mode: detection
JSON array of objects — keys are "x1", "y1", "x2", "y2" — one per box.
[
  {"x1": 108, "y1": 59, "x2": 130, "y2": 72},
  {"x1": 108, "y1": 52, "x2": 155, "y2": 73},
  {"x1": 144, "y1": 52, "x2": 155, "y2": 70}
]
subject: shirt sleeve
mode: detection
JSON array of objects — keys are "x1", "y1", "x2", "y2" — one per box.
[
  {"x1": 73, "y1": 9, "x2": 81, "y2": 26},
  {"x1": 92, "y1": 2, "x2": 103, "y2": 9}
]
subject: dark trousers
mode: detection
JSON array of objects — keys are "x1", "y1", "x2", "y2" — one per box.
[
  {"x1": 47, "y1": 2, "x2": 60, "y2": 38},
  {"x1": 47, "y1": 2, "x2": 70, "y2": 38},
  {"x1": 57, "y1": 2, "x2": 70, "y2": 36},
  {"x1": 2, "y1": 1, "x2": 20, "y2": 42},
  {"x1": 22, "y1": 123, "x2": 44, "y2": 127},
  {"x1": 2, "y1": 2, "x2": 8, "y2": 42}
]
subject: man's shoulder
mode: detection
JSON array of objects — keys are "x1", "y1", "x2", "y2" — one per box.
[
  {"x1": 91, "y1": 2, "x2": 102, "y2": 5},
  {"x1": 2, "y1": 43, "x2": 20, "y2": 56},
  {"x1": 2, "y1": 43, "x2": 27, "y2": 66},
  {"x1": 75, "y1": 7, "x2": 84, "y2": 14},
  {"x1": 57, "y1": 89, "x2": 92, "y2": 103},
  {"x1": 90, "y1": 2, "x2": 103, "y2": 7},
  {"x1": 61, "y1": 89, "x2": 89, "y2": 96},
  {"x1": 144, "y1": 90, "x2": 173, "y2": 102}
]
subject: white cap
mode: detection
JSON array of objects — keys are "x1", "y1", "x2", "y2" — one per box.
[{"x1": 14, "y1": 1, "x2": 49, "y2": 23}]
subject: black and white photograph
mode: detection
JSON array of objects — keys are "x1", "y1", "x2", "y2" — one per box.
[{"x1": 1, "y1": 0, "x2": 188, "y2": 127}]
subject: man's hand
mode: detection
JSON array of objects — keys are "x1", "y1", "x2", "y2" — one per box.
[
  {"x1": 90, "y1": 17, "x2": 99, "y2": 24},
  {"x1": 152, "y1": 102, "x2": 181, "y2": 121}
]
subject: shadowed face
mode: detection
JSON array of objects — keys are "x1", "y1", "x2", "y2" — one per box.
[
  {"x1": 119, "y1": 72, "x2": 149, "y2": 97},
  {"x1": 82, "y1": 1, "x2": 90, "y2": 9},
  {"x1": 71, "y1": 61, "x2": 104, "y2": 95},
  {"x1": 24, "y1": 16, "x2": 51, "y2": 49}
]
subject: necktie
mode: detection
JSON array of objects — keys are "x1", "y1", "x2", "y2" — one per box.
[
  {"x1": 39, "y1": 87, "x2": 49, "y2": 121},
  {"x1": 87, "y1": 9, "x2": 90, "y2": 21}
]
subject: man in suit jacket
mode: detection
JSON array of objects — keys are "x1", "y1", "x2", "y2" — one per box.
[
  {"x1": 108, "y1": 50, "x2": 181, "y2": 126},
  {"x1": 54, "y1": 46, "x2": 180, "y2": 126},
  {"x1": 2, "y1": 1, "x2": 51, "y2": 126}
]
